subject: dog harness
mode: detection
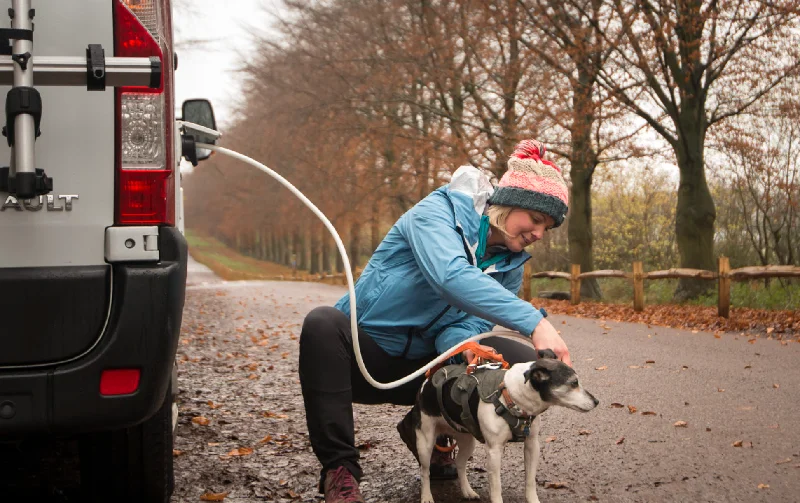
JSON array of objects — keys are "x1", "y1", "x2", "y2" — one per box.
[{"x1": 429, "y1": 363, "x2": 535, "y2": 443}]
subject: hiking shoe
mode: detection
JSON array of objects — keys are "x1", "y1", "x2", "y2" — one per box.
[
  {"x1": 323, "y1": 466, "x2": 365, "y2": 503},
  {"x1": 396, "y1": 415, "x2": 457, "y2": 480},
  {"x1": 430, "y1": 435, "x2": 458, "y2": 480}
]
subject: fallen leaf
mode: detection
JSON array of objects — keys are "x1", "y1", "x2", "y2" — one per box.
[
  {"x1": 745, "y1": 365, "x2": 752, "y2": 369},
  {"x1": 646, "y1": 360, "x2": 655, "y2": 364},
  {"x1": 674, "y1": 421, "x2": 688, "y2": 428},
  {"x1": 172, "y1": 449, "x2": 184, "y2": 457},
  {"x1": 641, "y1": 411, "x2": 657, "y2": 416},
  {"x1": 773, "y1": 383, "x2": 780, "y2": 389},
  {"x1": 776, "y1": 458, "x2": 792, "y2": 464},
  {"x1": 263, "y1": 411, "x2": 289, "y2": 419},
  {"x1": 192, "y1": 416, "x2": 210, "y2": 426},
  {"x1": 629, "y1": 365, "x2": 641, "y2": 369},
  {"x1": 628, "y1": 405, "x2": 638, "y2": 414},
  {"x1": 766, "y1": 327, "x2": 775, "y2": 334},
  {"x1": 226, "y1": 447, "x2": 254, "y2": 457},
  {"x1": 258, "y1": 435, "x2": 273, "y2": 444},
  {"x1": 748, "y1": 338, "x2": 756, "y2": 344},
  {"x1": 691, "y1": 330, "x2": 699, "y2": 334},
  {"x1": 545, "y1": 482, "x2": 568, "y2": 489},
  {"x1": 616, "y1": 437, "x2": 625, "y2": 445},
  {"x1": 733, "y1": 440, "x2": 743, "y2": 447},
  {"x1": 207, "y1": 401, "x2": 223, "y2": 410},
  {"x1": 757, "y1": 484, "x2": 769, "y2": 490},
  {"x1": 208, "y1": 442, "x2": 221, "y2": 447},
  {"x1": 200, "y1": 492, "x2": 228, "y2": 501},
  {"x1": 578, "y1": 429, "x2": 591, "y2": 435},
  {"x1": 610, "y1": 402, "x2": 624, "y2": 408},
  {"x1": 718, "y1": 388, "x2": 725, "y2": 392},
  {"x1": 545, "y1": 436, "x2": 557, "y2": 443},
  {"x1": 595, "y1": 366, "x2": 608, "y2": 371}
]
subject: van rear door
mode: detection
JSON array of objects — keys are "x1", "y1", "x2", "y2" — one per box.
[{"x1": 0, "y1": 1, "x2": 118, "y2": 366}]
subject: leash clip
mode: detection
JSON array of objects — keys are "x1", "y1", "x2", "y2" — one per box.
[{"x1": 476, "y1": 362, "x2": 503, "y2": 370}]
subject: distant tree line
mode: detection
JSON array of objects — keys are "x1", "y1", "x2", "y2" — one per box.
[{"x1": 183, "y1": 0, "x2": 800, "y2": 300}]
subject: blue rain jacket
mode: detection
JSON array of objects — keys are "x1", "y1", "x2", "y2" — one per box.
[{"x1": 335, "y1": 166, "x2": 546, "y2": 360}]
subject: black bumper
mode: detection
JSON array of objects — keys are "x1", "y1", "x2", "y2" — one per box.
[{"x1": 0, "y1": 227, "x2": 187, "y2": 436}]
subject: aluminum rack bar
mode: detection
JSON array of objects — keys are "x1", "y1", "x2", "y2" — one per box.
[{"x1": 0, "y1": 55, "x2": 158, "y2": 88}]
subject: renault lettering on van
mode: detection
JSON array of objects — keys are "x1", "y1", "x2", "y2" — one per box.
[{"x1": 1, "y1": 194, "x2": 79, "y2": 211}]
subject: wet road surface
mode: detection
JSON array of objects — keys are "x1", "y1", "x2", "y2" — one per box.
[{"x1": 171, "y1": 258, "x2": 800, "y2": 502}]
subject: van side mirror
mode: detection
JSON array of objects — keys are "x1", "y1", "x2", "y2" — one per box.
[{"x1": 180, "y1": 99, "x2": 218, "y2": 165}]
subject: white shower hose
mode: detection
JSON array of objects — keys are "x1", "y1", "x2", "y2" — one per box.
[{"x1": 197, "y1": 143, "x2": 538, "y2": 390}]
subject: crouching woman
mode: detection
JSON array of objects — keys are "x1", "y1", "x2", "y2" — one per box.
[{"x1": 299, "y1": 140, "x2": 571, "y2": 503}]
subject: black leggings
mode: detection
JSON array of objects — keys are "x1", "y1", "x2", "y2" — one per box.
[{"x1": 298, "y1": 306, "x2": 538, "y2": 487}]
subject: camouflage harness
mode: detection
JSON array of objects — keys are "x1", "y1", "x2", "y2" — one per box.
[{"x1": 428, "y1": 363, "x2": 535, "y2": 443}]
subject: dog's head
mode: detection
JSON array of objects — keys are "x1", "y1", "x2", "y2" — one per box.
[{"x1": 522, "y1": 352, "x2": 599, "y2": 412}]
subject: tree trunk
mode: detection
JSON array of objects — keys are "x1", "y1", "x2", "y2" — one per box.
[
  {"x1": 309, "y1": 224, "x2": 321, "y2": 274},
  {"x1": 349, "y1": 220, "x2": 361, "y2": 272},
  {"x1": 371, "y1": 197, "x2": 381, "y2": 254},
  {"x1": 568, "y1": 169, "x2": 601, "y2": 299},
  {"x1": 335, "y1": 225, "x2": 344, "y2": 273},
  {"x1": 322, "y1": 234, "x2": 332, "y2": 273},
  {"x1": 674, "y1": 111, "x2": 716, "y2": 301}
]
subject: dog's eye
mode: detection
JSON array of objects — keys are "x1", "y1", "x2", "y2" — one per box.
[{"x1": 570, "y1": 381, "x2": 579, "y2": 389}]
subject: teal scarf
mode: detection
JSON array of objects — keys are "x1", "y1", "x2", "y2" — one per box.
[{"x1": 476, "y1": 215, "x2": 510, "y2": 270}]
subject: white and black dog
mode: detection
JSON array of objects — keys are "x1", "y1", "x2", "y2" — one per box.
[{"x1": 407, "y1": 350, "x2": 598, "y2": 503}]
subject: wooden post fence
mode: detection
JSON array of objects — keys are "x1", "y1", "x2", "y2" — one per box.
[
  {"x1": 570, "y1": 264, "x2": 581, "y2": 305},
  {"x1": 632, "y1": 261, "x2": 644, "y2": 312},
  {"x1": 718, "y1": 256, "x2": 731, "y2": 318},
  {"x1": 522, "y1": 260, "x2": 800, "y2": 319},
  {"x1": 522, "y1": 262, "x2": 532, "y2": 301}
]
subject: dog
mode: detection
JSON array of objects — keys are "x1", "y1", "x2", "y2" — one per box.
[{"x1": 408, "y1": 350, "x2": 598, "y2": 503}]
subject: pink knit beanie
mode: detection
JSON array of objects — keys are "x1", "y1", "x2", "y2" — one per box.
[{"x1": 487, "y1": 140, "x2": 569, "y2": 227}]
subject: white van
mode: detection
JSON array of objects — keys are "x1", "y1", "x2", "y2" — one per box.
[{"x1": 0, "y1": 1, "x2": 214, "y2": 501}]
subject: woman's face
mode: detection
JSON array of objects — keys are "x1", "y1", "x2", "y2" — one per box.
[{"x1": 500, "y1": 210, "x2": 554, "y2": 252}]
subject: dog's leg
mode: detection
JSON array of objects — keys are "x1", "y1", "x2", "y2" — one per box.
[
  {"x1": 523, "y1": 417, "x2": 542, "y2": 503},
  {"x1": 416, "y1": 415, "x2": 438, "y2": 503},
  {"x1": 485, "y1": 441, "x2": 505, "y2": 503},
  {"x1": 453, "y1": 433, "x2": 479, "y2": 500}
]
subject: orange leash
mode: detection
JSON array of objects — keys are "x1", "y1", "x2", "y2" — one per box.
[{"x1": 424, "y1": 341, "x2": 509, "y2": 379}]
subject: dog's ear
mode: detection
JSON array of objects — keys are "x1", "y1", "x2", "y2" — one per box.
[
  {"x1": 524, "y1": 362, "x2": 550, "y2": 384},
  {"x1": 537, "y1": 349, "x2": 557, "y2": 360}
]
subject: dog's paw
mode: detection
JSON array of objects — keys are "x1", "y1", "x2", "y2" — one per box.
[
  {"x1": 461, "y1": 488, "x2": 481, "y2": 500},
  {"x1": 421, "y1": 496, "x2": 436, "y2": 503}
]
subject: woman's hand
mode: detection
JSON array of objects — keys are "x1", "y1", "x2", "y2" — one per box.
[{"x1": 532, "y1": 319, "x2": 571, "y2": 366}]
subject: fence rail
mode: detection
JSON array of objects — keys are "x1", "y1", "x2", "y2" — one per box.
[{"x1": 522, "y1": 258, "x2": 800, "y2": 318}]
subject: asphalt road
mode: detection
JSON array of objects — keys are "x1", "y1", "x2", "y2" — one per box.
[{"x1": 171, "y1": 258, "x2": 800, "y2": 503}]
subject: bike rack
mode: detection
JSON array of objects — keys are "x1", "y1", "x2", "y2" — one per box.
[{"x1": 0, "y1": 0, "x2": 161, "y2": 199}]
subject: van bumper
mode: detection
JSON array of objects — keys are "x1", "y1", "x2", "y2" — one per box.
[{"x1": 0, "y1": 227, "x2": 187, "y2": 436}]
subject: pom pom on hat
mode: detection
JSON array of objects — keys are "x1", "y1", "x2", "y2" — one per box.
[{"x1": 488, "y1": 139, "x2": 569, "y2": 227}]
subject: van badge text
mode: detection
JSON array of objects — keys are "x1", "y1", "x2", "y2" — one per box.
[{"x1": 1, "y1": 195, "x2": 79, "y2": 211}]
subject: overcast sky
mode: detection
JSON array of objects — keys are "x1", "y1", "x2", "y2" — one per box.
[{"x1": 173, "y1": 0, "x2": 278, "y2": 129}]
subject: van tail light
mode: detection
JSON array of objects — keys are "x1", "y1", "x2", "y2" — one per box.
[
  {"x1": 114, "y1": 0, "x2": 175, "y2": 225},
  {"x1": 100, "y1": 369, "x2": 141, "y2": 396}
]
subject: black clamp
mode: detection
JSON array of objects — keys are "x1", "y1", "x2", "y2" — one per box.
[
  {"x1": 86, "y1": 44, "x2": 106, "y2": 91},
  {"x1": 0, "y1": 167, "x2": 52, "y2": 198},
  {"x1": 11, "y1": 51, "x2": 31, "y2": 70},
  {"x1": 0, "y1": 28, "x2": 33, "y2": 56},
  {"x1": 149, "y1": 56, "x2": 162, "y2": 89},
  {"x1": 3, "y1": 86, "x2": 42, "y2": 147}
]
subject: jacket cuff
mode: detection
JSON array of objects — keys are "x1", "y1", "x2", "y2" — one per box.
[{"x1": 518, "y1": 308, "x2": 545, "y2": 336}]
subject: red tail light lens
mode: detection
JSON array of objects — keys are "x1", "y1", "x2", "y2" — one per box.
[
  {"x1": 100, "y1": 369, "x2": 141, "y2": 396},
  {"x1": 114, "y1": 0, "x2": 174, "y2": 225}
]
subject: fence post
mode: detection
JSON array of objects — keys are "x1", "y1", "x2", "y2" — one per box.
[
  {"x1": 718, "y1": 256, "x2": 731, "y2": 318},
  {"x1": 523, "y1": 262, "x2": 532, "y2": 301},
  {"x1": 633, "y1": 261, "x2": 644, "y2": 312},
  {"x1": 570, "y1": 264, "x2": 581, "y2": 305}
]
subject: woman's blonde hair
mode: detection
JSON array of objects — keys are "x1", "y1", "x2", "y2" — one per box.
[{"x1": 486, "y1": 204, "x2": 543, "y2": 236}]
